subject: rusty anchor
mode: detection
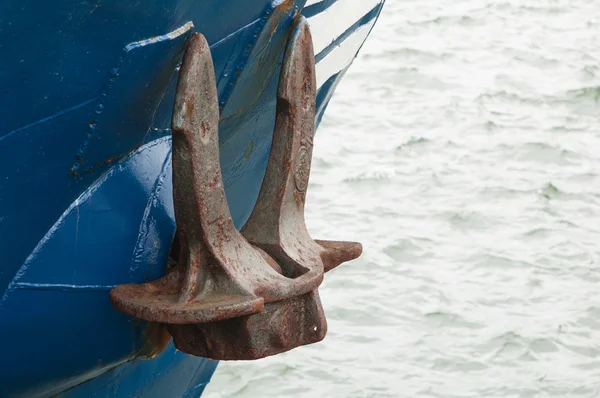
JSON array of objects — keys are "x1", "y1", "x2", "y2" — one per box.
[{"x1": 110, "y1": 17, "x2": 362, "y2": 360}]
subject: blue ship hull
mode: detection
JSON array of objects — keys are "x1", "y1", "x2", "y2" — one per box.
[{"x1": 0, "y1": 1, "x2": 384, "y2": 397}]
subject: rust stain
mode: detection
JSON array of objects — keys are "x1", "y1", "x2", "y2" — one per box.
[
  {"x1": 186, "y1": 100, "x2": 195, "y2": 119},
  {"x1": 137, "y1": 322, "x2": 172, "y2": 360},
  {"x1": 244, "y1": 140, "x2": 254, "y2": 160},
  {"x1": 279, "y1": 0, "x2": 295, "y2": 14}
]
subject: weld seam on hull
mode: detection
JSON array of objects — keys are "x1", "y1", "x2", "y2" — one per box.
[{"x1": 0, "y1": 98, "x2": 96, "y2": 142}]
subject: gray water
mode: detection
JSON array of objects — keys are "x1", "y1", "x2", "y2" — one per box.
[{"x1": 205, "y1": 0, "x2": 600, "y2": 396}]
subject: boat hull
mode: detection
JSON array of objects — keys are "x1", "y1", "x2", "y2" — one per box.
[{"x1": 0, "y1": 1, "x2": 384, "y2": 397}]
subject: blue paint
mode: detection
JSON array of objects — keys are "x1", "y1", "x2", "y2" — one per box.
[
  {"x1": 316, "y1": 70, "x2": 346, "y2": 127},
  {"x1": 57, "y1": 343, "x2": 218, "y2": 398},
  {"x1": 70, "y1": 22, "x2": 195, "y2": 175},
  {"x1": 0, "y1": 0, "x2": 384, "y2": 397}
]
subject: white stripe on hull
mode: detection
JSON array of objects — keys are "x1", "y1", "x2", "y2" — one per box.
[
  {"x1": 306, "y1": 0, "x2": 382, "y2": 55},
  {"x1": 315, "y1": 22, "x2": 374, "y2": 87}
]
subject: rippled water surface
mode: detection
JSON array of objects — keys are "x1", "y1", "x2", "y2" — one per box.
[{"x1": 205, "y1": 0, "x2": 600, "y2": 396}]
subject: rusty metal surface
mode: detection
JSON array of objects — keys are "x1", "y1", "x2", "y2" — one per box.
[
  {"x1": 167, "y1": 290, "x2": 327, "y2": 360},
  {"x1": 109, "y1": 16, "x2": 362, "y2": 360}
]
